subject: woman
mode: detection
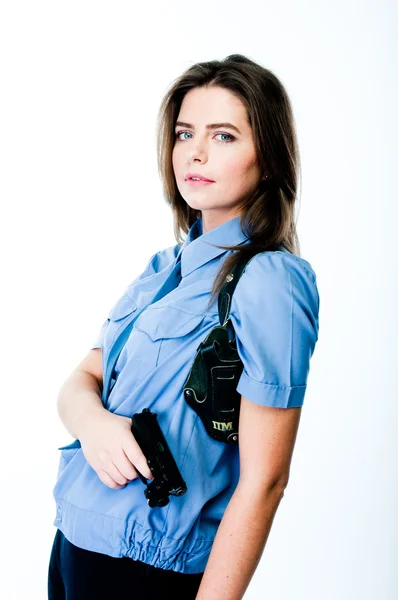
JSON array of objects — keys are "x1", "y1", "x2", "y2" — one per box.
[{"x1": 48, "y1": 53, "x2": 320, "y2": 600}]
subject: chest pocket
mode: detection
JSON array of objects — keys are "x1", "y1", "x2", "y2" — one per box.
[
  {"x1": 100, "y1": 293, "x2": 139, "y2": 396},
  {"x1": 134, "y1": 306, "x2": 206, "y2": 367},
  {"x1": 105, "y1": 293, "x2": 138, "y2": 348}
]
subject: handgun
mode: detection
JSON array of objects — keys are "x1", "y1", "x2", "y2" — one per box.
[{"x1": 131, "y1": 408, "x2": 187, "y2": 508}]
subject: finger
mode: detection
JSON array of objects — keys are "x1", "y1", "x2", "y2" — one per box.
[
  {"x1": 107, "y1": 461, "x2": 130, "y2": 486},
  {"x1": 98, "y1": 469, "x2": 124, "y2": 489},
  {"x1": 123, "y1": 440, "x2": 153, "y2": 480},
  {"x1": 117, "y1": 449, "x2": 139, "y2": 481}
]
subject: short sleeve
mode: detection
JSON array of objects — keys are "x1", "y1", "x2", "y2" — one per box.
[
  {"x1": 230, "y1": 251, "x2": 320, "y2": 409},
  {"x1": 90, "y1": 249, "x2": 161, "y2": 350},
  {"x1": 91, "y1": 318, "x2": 109, "y2": 350}
]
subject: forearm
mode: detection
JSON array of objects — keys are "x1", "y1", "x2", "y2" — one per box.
[
  {"x1": 195, "y1": 482, "x2": 285, "y2": 600},
  {"x1": 56, "y1": 370, "x2": 105, "y2": 440}
]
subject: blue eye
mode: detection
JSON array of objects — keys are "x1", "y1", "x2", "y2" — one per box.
[
  {"x1": 175, "y1": 131, "x2": 192, "y2": 141},
  {"x1": 215, "y1": 133, "x2": 234, "y2": 142},
  {"x1": 175, "y1": 131, "x2": 235, "y2": 143}
]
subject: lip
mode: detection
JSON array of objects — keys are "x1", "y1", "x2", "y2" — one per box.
[
  {"x1": 185, "y1": 179, "x2": 214, "y2": 187},
  {"x1": 185, "y1": 172, "x2": 215, "y2": 183}
]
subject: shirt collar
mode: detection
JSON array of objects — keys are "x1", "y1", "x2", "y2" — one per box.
[{"x1": 176, "y1": 215, "x2": 250, "y2": 277}]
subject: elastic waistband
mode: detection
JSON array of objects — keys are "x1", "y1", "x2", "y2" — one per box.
[{"x1": 53, "y1": 498, "x2": 212, "y2": 574}]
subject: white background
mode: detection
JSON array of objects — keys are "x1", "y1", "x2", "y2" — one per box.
[{"x1": 1, "y1": 1, "x2": 397, "y2": 598}]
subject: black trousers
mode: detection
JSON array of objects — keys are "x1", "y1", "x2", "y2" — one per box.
[{"x1": 48, "y1": 528, "x2": 204, "y2": 600}]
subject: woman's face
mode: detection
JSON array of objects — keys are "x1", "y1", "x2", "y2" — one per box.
[{"x1": 172, "y1": 85, "x2": 264, "y2": 233}]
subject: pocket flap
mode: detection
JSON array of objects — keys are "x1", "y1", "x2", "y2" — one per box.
[
  {"x1": 108, "y1": 294, "x2": 138, "y2": 321},
  {"x1": 134, "y1": 307, "x2": 205, "y2": 341}
]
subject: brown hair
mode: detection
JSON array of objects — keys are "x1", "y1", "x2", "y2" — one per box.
[{"x1": 155, "y1": 53, "x2": 302, "y2": 311}]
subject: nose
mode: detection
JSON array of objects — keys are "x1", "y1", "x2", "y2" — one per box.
[{"x1": 187, "y1": 148, "x2": 207, "y2": 164}]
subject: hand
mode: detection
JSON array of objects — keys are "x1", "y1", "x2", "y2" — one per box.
[{"x1": 78, "y1": 408, "x2": 154, "y2": 489}]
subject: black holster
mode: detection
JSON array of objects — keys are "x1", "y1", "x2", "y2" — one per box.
[{"x1": 182, "y1": 253, "x2": 257, "y2": 444}]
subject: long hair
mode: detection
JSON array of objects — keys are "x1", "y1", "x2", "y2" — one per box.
[{"x1": 156, "y1": 53, "x2": 302, "y2": 311}]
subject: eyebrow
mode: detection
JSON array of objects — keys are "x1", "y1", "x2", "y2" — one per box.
[{"x1": 175, "y1": 121, "x2": 241, "y2": 135}]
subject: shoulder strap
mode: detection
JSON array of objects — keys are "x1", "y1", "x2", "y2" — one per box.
[{"x1": 217, "y1": 253, "x2": 257, "y2": 327}]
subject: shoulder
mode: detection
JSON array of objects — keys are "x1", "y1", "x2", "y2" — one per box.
[
  {"x1": 245, "y1": 249, "x2": 317, "y2": 286},
  {"x1": 231, "y1": 249, "x2": 319, "y2": 319},
  {"x1": 147, "y1": 244, "x2": 180, "y2": 274},
  {"x1": 242, "y1": 249, "x2": 318, "y2": 294}
]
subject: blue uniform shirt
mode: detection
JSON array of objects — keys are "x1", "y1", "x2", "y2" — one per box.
[{"x1": 52, "y1": 215, "x2": 320, "y2": 574}]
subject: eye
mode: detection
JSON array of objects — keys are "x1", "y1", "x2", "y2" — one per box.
[
  {"x1": 214, "y1": 133, "x2": 235, "y2": 142},
  {"x1": 175, "y1": 131, "x2": 192, "y2": 141},
  {"x1": 174, "y1": 131, "x2": 235, "y2": 143}
]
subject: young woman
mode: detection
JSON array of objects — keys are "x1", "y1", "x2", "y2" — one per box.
[{"x1": 48, "y1": 54, "x2": 320, "y2": 600}]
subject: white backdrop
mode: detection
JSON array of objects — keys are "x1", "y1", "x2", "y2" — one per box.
[{"x1": 1, "y1": 1, "x2": 396, "y2": 598}]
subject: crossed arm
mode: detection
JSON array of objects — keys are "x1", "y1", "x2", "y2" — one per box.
[{"x1": 195, "y1": 395, "x2": 302, "y2": 600}]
